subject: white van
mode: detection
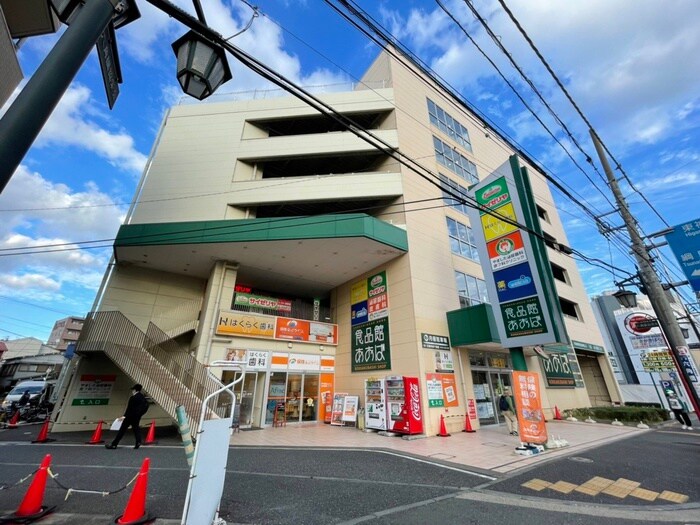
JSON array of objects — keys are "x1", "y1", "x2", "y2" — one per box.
[{"x1": 1, "y1": 380, "x2": 47, "y2": 410}]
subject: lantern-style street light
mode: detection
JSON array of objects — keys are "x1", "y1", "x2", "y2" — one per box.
[{"x1": 172, "y1": 30, "x2": 232, "y2": 101}]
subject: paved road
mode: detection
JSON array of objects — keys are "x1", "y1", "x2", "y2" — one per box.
[{"x1": 1, "y1": 428, "x2": 699, "y2": 524}]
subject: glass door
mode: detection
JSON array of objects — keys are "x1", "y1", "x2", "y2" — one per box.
[
  {"x1": 286, "y1": 373, "x2": 302, "y2": 422},
  {"x1": 239, "y1": 373, "x2": 258, "y2": 428},
  {"x1": 301, "y1": 374, "x2": 319, "y2": 421},
  {"x1": 472, "y1": 370, "x2": 496, "y2": 425}
]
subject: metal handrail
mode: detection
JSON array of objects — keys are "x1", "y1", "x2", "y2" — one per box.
[{"x1": 76, "y1": 311, "x2": 226, "y2": 434}]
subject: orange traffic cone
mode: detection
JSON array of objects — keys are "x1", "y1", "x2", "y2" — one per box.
[
  {"x1": 1, "y1": 454, "x2": 56, "y2": 521},
  {"x1": 143, "y1": 420, "x2": 157, "y2": 445},
  {"x1": 462, "y1": 413, "x2": 475, "y2": 433},
  {"x1": 86, "y1": 420, "x2": 105, "y2": 444},
  {"x1": 32, "y1": 419, "x2": 55, "y2": 443},
  {"x1": 554, "y1": 406, "x2": 562, "y2": 420},
  {"x1": 115, "y1": 458, "x2": 153, "y2": 525},
  {"x1": 437, "y1": 414, "x2": 450, "y2": 437},
  {"x1": 7, "y1": 410, "x2": 20, "y2": 429}
]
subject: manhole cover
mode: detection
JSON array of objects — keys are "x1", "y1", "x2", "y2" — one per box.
[{"x1": 568, "y1": 456, "x2": 594, "y2": 463}]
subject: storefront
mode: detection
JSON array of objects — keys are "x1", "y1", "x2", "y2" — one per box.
[
  {"x1": 468, "y1": 350, "x2": 513, "y2": 426},
  {"x1": 221, "y1": 349, "x2": 335, "y2": 428}
]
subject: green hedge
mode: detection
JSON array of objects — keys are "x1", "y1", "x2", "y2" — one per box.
[{"x1": 564, "y1": 406, "x2": 669, "y2": 424}]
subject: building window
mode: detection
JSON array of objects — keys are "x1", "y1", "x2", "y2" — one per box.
[
  {"x1": 439, "y1": 174, "x2": 470, "y2": 215},
  {"x1": 550, "y1": 263, "x2": 569, "y2": 284},
  {"x1": 446, "y1": 217, "x2": 479, "y2": 262},
  {"x1": 559, "y1": 298, "x2": 580, "y2": 320},
  {"x1": 433, "y1": 136, "x2": 478, "y2": 184},
  {"x1": 455, "y1": 271, "x2": 489, "y2": 308},
  {"x1": 427, "y1": 98, "x2": 472, "y2": 151},
  {"x1": 536, "y1": 205, "x2": 550, "y2": 223}
]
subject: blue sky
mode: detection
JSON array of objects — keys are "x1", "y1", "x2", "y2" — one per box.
[{"x1": 1, "y1": 0, "x2": 699, "y2": 343}]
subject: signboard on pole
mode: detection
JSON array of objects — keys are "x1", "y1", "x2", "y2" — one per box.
[
  {"x1": 665, "y1": 218, "x2": 700, "y2": 293},
  {"x1": 467, "y1": 156, "x2": 567, "y2": 347},
  {"x1": 96, "y1": 23, "x2": 121, "y2": 109}
]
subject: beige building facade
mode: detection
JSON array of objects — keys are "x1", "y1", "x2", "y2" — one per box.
[{"x1": 55, "y1": 50, "x2": 620, "y2": 435}]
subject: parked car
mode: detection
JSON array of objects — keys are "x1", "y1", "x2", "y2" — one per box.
[{"x1": 1, "y1": 380, "x2": 50, "y2": 410}]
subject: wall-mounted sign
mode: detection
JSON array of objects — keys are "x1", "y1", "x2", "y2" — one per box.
[
  {"x1": 216, "y1": 311, "x2": 275, "y2": 338},
  {"x1": 234, "y1": 292, "x2": 292, "y2": 313},
  {"x1": 226, "y1": 349, "x2": 268, "y2": 370},
  {"x1": 351, "y1": 271, "x2": 391, "y2": 372},
  {"x1": 434, "y1": 351, "x2": 454, "y2": 373},
  {"x1": 72, "y1": 374, "x2": 116, "y2": 406},
  {"x1": 421, "y1": 333, "x2": 450, "y2": 351},
  {"x1": 425, "y1": 373, "x2": 458, "y2": 407},
  {"x1": 542, "y1": 353, "x2": 576, "y2": 387},
  {"x1": 467, "y1": 156, "x2": 567, "y2": 348},
  {"x1": 215, "y1": 310, "x2": 338, "y2": 345}
]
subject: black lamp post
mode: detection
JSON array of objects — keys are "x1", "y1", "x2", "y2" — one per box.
[
  {"x1": 172, "y1": 30, "x2": 232, "y2": 100},
  {"x1": 613, "y1": 288, "x2": 637, "y2": 309}
]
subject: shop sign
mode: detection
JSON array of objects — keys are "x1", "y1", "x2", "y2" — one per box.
[
  {"x1": 542, "y1": 353, "x2": 575, "y2": 387},
  {"x1": 677, "y1": 346, "x2": 700, "y2": 396},
  {"x1": 351, "y1": 281, "x2": 368, "y2": 304},
  {"x1": 639, "y1": 350, "x2": 675, "y2": 372},
  {"x1": 467, "y1": 398, "x2": 477, "y2": 420},
  {"x1": 426, "y1": 373, "x2": 458, "y2": 407},
  {"x1": 226, "y1": 349, "x2": 268, "y2": 370},
  {"x1": 513, "y1": 371, "x2": 547, "y2": 444},
  {"x1": 341, "y1": 396, "x2": 359, "y2": 422},
  {"x1": 72, "y1": 374, "x2": 115, "y2": 406},
  {"x1": 351, "y1": 301, "x2": 368, "y2": 326},
  {"x1": 216, "y1": 311, "x2": 275, "y2": 338},
  {"x1": 487, "y1": 231, "x2": 526, "y2": 271},
  {"x1": 500, "y1": 296, "x2": 547, "y2": 338},
  {"x1": 421, "y1": 333, "x2": 450, "y2": 351},
  {"x1": 275, "y1": 317, "x2": 337, "y2": 344},
  {"x1": 351, "y1": 317, "x2": 391, "y2": 372},
  {"x1": 233, "y1": 292, "x2": 292, "y2": 313},
  {"x1": 367, "y1": 271, "x2": 389, "y2": 320},
  {"x1": 468, "y1": 158, "x2": 568, "y2": 348},
  {"x1": 288, "y1": 354, "x2": 321, "y2": 371},
  {"x1": 434, "y1": 350, "x2": 454, "y2": 373}
]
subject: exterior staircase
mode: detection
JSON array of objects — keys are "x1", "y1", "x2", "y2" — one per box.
[{"x1": 76, "y1": 310, "x2": 227, "y2": 435}]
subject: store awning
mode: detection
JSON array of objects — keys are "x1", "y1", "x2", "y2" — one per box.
[{"x1": 446, "y1": 304, "x2": 501, "y2": 350}]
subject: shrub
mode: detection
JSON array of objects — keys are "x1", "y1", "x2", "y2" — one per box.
[{"x1": 563, "y1": 405, "x2": 668, "y2": 424}]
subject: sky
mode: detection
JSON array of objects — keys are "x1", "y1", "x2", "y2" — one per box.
[{"x1": 1, "y1": 0, "x2": 699, "y2": 344}]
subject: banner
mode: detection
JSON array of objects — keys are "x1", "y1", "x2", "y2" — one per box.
[{"x1": 513, "y1": 371, "x2": 547, "y2": 444}]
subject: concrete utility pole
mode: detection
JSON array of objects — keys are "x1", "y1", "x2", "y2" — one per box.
[{"x1": 590, "y1": 129, "x2": 700, "y2": 414}]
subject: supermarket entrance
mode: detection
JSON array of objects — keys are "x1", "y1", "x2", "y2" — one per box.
[{"x1": 469, "y1": 350, "x2": 513, "y2": 426}]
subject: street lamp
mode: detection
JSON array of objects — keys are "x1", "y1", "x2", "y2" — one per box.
[
  {"x1": 172, "y1": 30, "x2": 232, "y2": 101},
  {"x1": 613, "y1": 288, "x2": 637, "y2": 309}
]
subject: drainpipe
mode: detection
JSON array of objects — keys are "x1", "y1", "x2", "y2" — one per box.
[{"x1": 457, "y1": 348, "x2": 470, "y2": 413}]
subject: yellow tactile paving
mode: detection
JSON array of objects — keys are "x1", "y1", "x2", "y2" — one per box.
[
  {"x1": 658, "y1": 491, "x2": 689, "y2": 504},
  {"x1": 521, "y1": 478, "x2": 552, "y2": 491},
  {"x1": 601, "y1": 478, "x2": 641, "y2": 498},
  {"x1": 575, "y1": 476, "x2": 615, "y2": 496},
  {"x1": 629, "y1": 487, "x2": 660, "y2": 502},
  {"x1": 549, "y1": 480, "x2": 578, "y2": 494}
]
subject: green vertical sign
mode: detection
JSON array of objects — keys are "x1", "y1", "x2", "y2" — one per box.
[{"x1": 351, "y1": 317, "x2": 391, "y2": 372}]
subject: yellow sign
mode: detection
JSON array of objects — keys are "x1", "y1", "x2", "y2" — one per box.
[
  {"x1": 480, "y1": 202, "x2": 518, "y2": 242},
  {"x1": 216, "y1": 311, "x2": 275, "y2": 338},
  {"x1": 351, "y1": 280, "x2": 368, "y2": 304}
]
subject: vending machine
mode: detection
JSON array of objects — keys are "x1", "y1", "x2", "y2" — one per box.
[
  {"x1": 385, "y1": 376, "x2": 424, "y2": 435},
  {"x1": 364, "y1": 379, "x2": 387, "y2": 430}
]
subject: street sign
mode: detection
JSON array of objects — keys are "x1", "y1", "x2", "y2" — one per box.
[
  {"x1": 665, "y1": 219, "x2": 700, "y2": 293},
  {"x1": 96, "y1": 22, "x2": 122, "y2": 109}
]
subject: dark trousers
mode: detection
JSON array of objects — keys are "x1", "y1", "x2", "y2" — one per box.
[
  {"x1": 111, "y1": 416, "x2": 142, "y2": 446},
  {"x1": 672, "y1": 409, "x2": 692, "y2": 427}
]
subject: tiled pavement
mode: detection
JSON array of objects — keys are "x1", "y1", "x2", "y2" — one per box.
[{"x1": 229, "y1": 419, "x2": 650, "y2": 474}]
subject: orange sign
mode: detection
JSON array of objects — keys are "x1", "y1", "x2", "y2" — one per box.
[
  {"x1": 512, "y1": 371, "x2": 547, "y2": 444},
  {"x1": 426, "y1": 373, "x2": 459, "y2": 407},
  {"x1": 275, "y1": 317, "x2": 338, "y2": 344}
]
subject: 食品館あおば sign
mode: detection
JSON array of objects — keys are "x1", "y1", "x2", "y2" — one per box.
[
  {"x1": 466, "y1": 156, "x2": 567, "y2": 348},
  {"x1": 351, "y1": 271, "x2": 391, "y2": 372}
]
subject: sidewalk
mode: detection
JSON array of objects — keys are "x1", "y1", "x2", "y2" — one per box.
[{"x1": 229, "y1": 419, "x2": 649, "y2": 475}]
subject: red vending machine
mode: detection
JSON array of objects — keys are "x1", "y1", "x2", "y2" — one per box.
[{"x1": 385, "y1": 376, "x2": 423, "y2": 435}]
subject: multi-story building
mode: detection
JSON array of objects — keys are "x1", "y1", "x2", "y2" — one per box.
[
  {"x1": 53, "y1": 49, "x2": 620, "y2": 434},
  {"x1": 47, "y1": 316, "x2": 85, "y2": 351}
]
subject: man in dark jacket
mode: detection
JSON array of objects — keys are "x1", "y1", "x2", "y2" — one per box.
[{"x1": 106, "y1": 384, "x2": 149, "y2": 449}]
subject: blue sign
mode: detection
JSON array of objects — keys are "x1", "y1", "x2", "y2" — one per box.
[
  {"x1": 493, "y1": 262, "x2": 537, "y2": 303},
  {"x1": 665, "y1": 219, "x2": 700, "y2": 293},
  {"x1": 350, "y1": 301, "x2": 368, "y2": 326}
]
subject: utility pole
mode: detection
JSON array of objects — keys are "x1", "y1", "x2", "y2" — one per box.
[{"x1": 590, "y1": 129, "x2": 700, "y2": 414}]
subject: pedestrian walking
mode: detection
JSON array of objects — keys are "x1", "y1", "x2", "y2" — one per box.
[
  {"x1": 499, "y1": 387, "x2": 518, "y2": 436},
  {"x1": 668, "y1": 392, "x2": 693, "y2": 430},
  {"x1": 106, "y1": 384, "x2": 149, "y2": 449}
]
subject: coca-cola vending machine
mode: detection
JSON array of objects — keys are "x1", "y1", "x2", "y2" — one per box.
[{"x1": 385, "y1": 376, "x2": 423, "y2": 435}]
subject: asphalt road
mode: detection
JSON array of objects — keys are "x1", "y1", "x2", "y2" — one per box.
[{"x1": 1, "y1": 427, "x2": 699, "y2": 524}]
